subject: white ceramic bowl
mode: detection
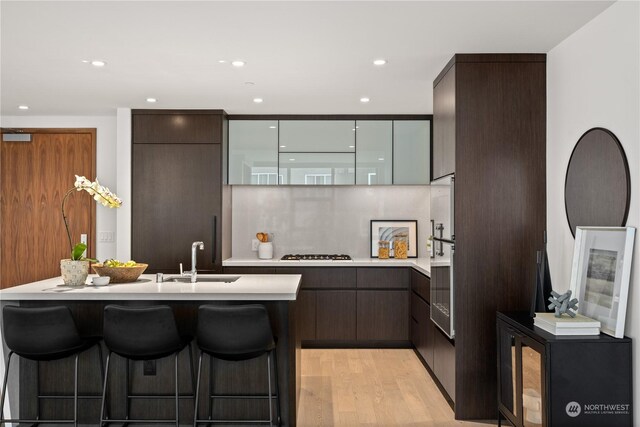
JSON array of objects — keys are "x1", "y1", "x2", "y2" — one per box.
[{"x1": 92, "y1": 276, "x2": 111, "y2": 286}]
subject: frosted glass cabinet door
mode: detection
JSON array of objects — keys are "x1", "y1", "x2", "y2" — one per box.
[
  {"x1": 279, "y1": 121, "x2": 356, "y2": 152},
  {"x1": 355, "y1": 121, "x2": 392, "y2": 185},
  {"x1": 393, "y1": 120, "x2": 431, "y2": 184},
  {"x1": 279, "y1": 153, "x2": 355, "y2": 185},
  {"x1": 229, "y1": 120, "x2": 279, "y2": 184}
]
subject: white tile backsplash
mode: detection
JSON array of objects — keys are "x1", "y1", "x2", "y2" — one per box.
[{"x1": 232, "y1": 186, "x2": 430, "y2": 259}]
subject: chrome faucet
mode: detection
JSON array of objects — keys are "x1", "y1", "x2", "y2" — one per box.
[{"x1": 182, "y1": 241, "x2": 204, "y2": 283}]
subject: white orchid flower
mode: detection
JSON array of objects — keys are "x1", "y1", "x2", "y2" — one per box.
[{"x1": 63, "y1": 176, "x2": 123, "y2": 256}]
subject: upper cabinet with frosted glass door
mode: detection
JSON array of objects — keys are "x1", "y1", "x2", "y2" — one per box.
[
  {"x1": 356, "y1": 121, "x2": 393, "y2": 185},
  {"x1": 228, "y1": 120, "x2": 279, "y2": 185},
  {"x1": 228, "y1": 116, "x2": 430, "y2": 185},
  {"x1": 278, "y1": 120, "x2": 355, "y2": 185},
  {"x1": 393, "y1": 120, "x2": 431, "y2": 185}
]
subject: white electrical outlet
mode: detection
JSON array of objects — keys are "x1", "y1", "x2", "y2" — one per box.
[
  {"x1": 80, "y1": 234, "x2": 88, "y2": 257},
  {"x1": 251, "y1": 239, "x2": 260, "y2": 251}
]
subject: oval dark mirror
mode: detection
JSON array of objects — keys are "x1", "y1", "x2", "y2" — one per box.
[{"x1": 565, "y1": 128, "x2": 630, "y2": 236}]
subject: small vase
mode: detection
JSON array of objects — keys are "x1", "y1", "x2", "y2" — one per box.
[{"x1": 60, "y1": 259, "x2": 89, "y2": 286}]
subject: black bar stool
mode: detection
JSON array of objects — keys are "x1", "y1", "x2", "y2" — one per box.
[
  {"x1": 99, "y1": 305, "x2": 195, "y2": 427},
  {"x1": 0, "y1": 305, "x2": 104, "y2": 426},
  {"x1": 193, "y1": 304, "x2": 280, "y2": 426}
]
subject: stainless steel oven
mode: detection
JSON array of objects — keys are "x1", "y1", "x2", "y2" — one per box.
[{"x1": 430, "y1": 174, "x2": 455, "y2": 338}]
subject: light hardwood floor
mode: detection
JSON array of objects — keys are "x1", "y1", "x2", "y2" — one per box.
[{"x1": 298, "y1": 349, "x2": 494, "y2": 427}]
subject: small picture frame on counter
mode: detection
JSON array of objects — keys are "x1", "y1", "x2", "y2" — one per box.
[{"x1": 370, "y1": 220, "x2": 418, "y2": 258}]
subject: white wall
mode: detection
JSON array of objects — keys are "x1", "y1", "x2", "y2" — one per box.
[
  {"x1": 547, "y1": 0, "x2": 639, "y2": 417},
  {"x1": 0, "y1": 115, "x2": 118, "y2": 261},
  {"x1": 232, "y1": 185, "x2": 430, "y2": 259}
]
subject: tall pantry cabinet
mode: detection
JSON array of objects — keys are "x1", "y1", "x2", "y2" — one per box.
[
  {"x1": 131, "y1": 110, "x2": 231, "y2": 273},
  {"x1": 432, "y1": 54, "x2": 547, "y2": 420}
]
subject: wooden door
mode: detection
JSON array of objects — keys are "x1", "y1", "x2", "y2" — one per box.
[{"x1": 1, "y1": 130, "x2": 96, "y2": 289}]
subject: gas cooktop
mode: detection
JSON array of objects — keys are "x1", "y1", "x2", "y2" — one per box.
[{"x1": 281, "y1": 254, "x2": 352, "y2": 261}]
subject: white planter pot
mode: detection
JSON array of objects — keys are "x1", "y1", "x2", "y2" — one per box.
[{"x1": 60, "y1": 259, "x2": 89, "y2": 286}]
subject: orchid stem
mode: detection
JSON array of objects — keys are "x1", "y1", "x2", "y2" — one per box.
[{"x1": 61, "y1": 188, "x2": 75, "y2": 255}]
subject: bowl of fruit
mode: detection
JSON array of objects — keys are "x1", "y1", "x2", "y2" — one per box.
[{"x1": 92, "y1": 259, "x2": 148, "y2": 284}]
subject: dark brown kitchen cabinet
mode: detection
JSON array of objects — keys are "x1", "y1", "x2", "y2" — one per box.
[
  {"x1": 298, "y1": 290, "x2": 316, "y2": 341},
  {"x1": 132, "y1": 110, "x2": 228, "y2": 273},
  {"x1": 356, "y1": 267, "x2": 408, "y2": 289},
  {"x1": 278, "y1": 267, "x2": 356, "y2": 289},
  {"x1": 432, "y1": 64, "x2": 456, "y2": 180},
  {"x1": 132, "y1": 110, "x2": 223, "y2": 144},
  {"x1": 316, "y1": 290, "x2": 356, "y2": 341},
  {"x1": 411, "y1": 290, "x2": 434, "y2": 367},
  {"x1": 434, "y1": 326, "x2": 456, "y2": 402},
  {"x1": 432, "y1": 54, "x2": 546, "y2": 420},
  {"x1": 357, "y1": 290, "x2": 408, "y2": 341},
  {"x1": 411, "y1": 269, "x2": 430, "y2": 303}
]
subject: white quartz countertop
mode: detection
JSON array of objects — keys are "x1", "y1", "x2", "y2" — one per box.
[
  {"x1": 0, "y1": 274, "x2": 302, "y2": 301},
  {"x1": 223, "y1": 257, "x2": 432, "y2": 276}
]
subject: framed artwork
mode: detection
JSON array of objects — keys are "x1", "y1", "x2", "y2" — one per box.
[
  {"x1": 569, "y1": 226, "x2": 636, "y2": 338},
  {"x1": 370, "y1": 220, "x2": 418, "y2": 258}
]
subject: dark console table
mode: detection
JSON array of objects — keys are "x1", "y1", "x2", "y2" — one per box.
[{"x1": 497, "y1": 311, "x2": 632, "y2": 427}]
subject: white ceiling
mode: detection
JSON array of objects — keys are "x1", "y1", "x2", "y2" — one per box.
[{"x1": 1, "y1": 1, "x2": 613, "y2": 116}]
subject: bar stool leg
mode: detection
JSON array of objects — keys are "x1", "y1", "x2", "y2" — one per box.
[
  {"x1": 272, "y1": 349, "x2": 281, "y2": 426},
  {"x1": 267, "y1": 352, "x2": 273, "y2": 427},
  {"x1": 188, "y1": 342, "x2": 196, "y2": 393},
  {"x1": 0, "y1": 351, "x2": 13, "y2": 421},
  {"x1": 35, "y1": 360, "x2": 41, "y2": 425},
  {"x1": 193, "y1": 352, "x2": 203, "y2": 427},
  {"x1": 97, "y1": 343, "x2": 108, "y2": 420},
  {"x1": 73, "y1": 353, "x2": 79, "y2": 427},
  {"x1": 175, "y1": 352, "x2": 180, "y2": 427},
  {"x1": 125, "y1": 357, "x2": 131, "y2": 425},
  {"x1": 99, "y1": 351, "x2": 112, "y2": 427},
  {"x1": 208, "y1": 356, "x2": 214, "y2": 424}
]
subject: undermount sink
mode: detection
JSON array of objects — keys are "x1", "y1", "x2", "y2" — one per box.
[{"x1": 163, "y1": 275, "x2": 240, "y2": 283}]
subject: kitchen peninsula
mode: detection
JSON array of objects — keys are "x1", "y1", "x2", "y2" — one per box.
[{"x1": 0, "y1": 273, "x2": 302, "y2": 426}]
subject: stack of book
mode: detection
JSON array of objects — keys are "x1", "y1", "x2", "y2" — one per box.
[{"x1": 534, "y1": 312, "x2": 601, "y2": 336}]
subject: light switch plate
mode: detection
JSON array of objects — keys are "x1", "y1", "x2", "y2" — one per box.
[{"x1": 251, "y1": 239, "x2": 260, "y2": 251}]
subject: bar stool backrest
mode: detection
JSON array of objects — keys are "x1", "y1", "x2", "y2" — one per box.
[
  {"x1": 197, "y1": 304, "x2": 274, "y2": 361},
  {"x1": 103, "y1": 305, "x2": 183, "y2": 360},
  {"x1": 2, "y1": 306, "x2": 82, "y2": 359}
]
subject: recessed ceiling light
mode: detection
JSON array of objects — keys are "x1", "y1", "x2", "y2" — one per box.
[
  {"x1": 81, "y1": 60, "x2": 90, "y2": 63},
  {"x1": 378, "y1": 157, "x2": 385, "y2": 161},
  {"x1": 269, "y1": 126, "x2": 277, "y2": 129},
  {"x1": 232, "y1": 60, "x2": 245, "y2": 67},
  {"x1": 289, "y1": 158, "x2": 295, "y2": 161},
  {"x1": 218, "y1": 60, "x2": 227, "y2": 64},
  {"x1": 146, "y1": 98, "x2": 157, "y2": 103},
  {"x1": 352, "y1": 128, "x2": 356, "y2": 131},
  {"x1": 91, "y1": 60, "x2": 106, "y2": 67},
  {"x1": 373, "y1": 59, "x2": 387, "y2": 66},
  {"x1": 245, "y1": 81, "x2": 255, "y2": 85},
  {"x1": 360, "y1": 97, "x2": 370, "y2": 103},
  {"x1": 280, "y1": 145, "x2": 286, "y2": 148},
  {"x1": 348, "y1": 145, "x2": 355, "y2": 148},
  {"x1": 18, "y1": 105, "x2": 29, "y2": 110},
  {"x1": 253, "y1": 98, "x2": 263, "y2": 103}
]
